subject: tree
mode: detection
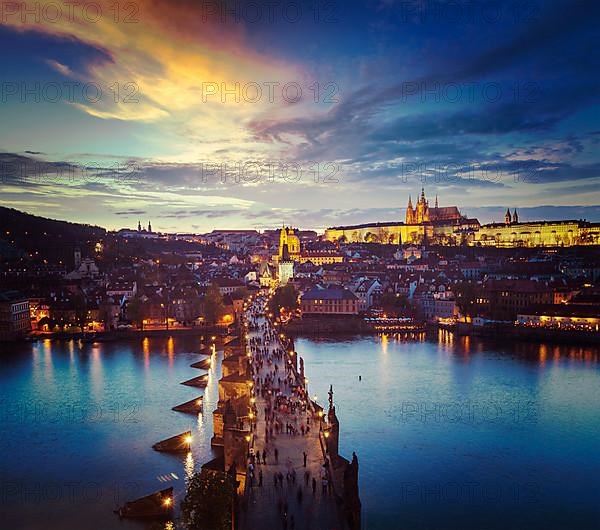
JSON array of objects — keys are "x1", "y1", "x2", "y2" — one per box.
[
  {"x1": 203, "y1": 283, "x2": 225, "y2": 325},
  {"x1": 72, "y1": 292, "x2": 88, "y2": 330},
  {"x1": 98, "y1": 300, "x2": 116, "y2": 331},
  {"x1": 180, "y1": 471, "x2": 236, "y2": 530},
  {"x1": 269, "y1": 284, "x2": 299, "y2": 316},
  {"x1": 231, "y1": 287, "x2": 249, "y2": 300},
  {"x1": 379, "y1": 292, "x2": 410, "y2": 316},
  {"x1": 127, "y1": 295, "x2": 148, "y2": 329},
  {"x1": 453, "y1": 282, "x2": 479, "y2": 322}
]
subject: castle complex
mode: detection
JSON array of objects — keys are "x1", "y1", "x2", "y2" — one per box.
[
  {"x1": 324, "y1": 189, "x2": 600, "y2": 247},
  {"x1": 405, "y1": 189, "x2": 463, "y2": 225},
  {"x1": 325, "y1": 189, "x2": 479, "y2": 246}
]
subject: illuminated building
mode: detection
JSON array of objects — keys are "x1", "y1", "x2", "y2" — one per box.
[
  {"x1": 277, "y1": 226, "x2": 300, "y2": 261},
  {"x1": 274, "y1": 226, "x2": 343, "y2": 274},
  {"x1": 324, "y1": 190, "x2": 600, "y2": 247},
  {"x1": 300, "y1": 286, "x2": 359, "y2": 315},
  {"x1": 278, "y1": 242, "x2": 294, "y2": 285},
  {"x1": 258, "y1": 262, "x2": 276, "y2": 288},
  {"x1": 517, "y1": 305, "x2": 599, "y2": 332},
  {"x1": 405, "y1": 188, "x2": 462, "y2": 224},
  {"x1": 473, "y1": 218, "x2": 600, "y2": 248},
  {"x1": 325, "y1": 189, "x2": 477, "y2": 245},
  {"x1": 0, "y1": 290, "x2": 31, "y2": 340}
]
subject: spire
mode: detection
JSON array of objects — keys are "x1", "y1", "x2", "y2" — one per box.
[
  {"x1": 148, "y1": 220, "x2": 152, "y2": 232},
  {"x1": 512, "y1": 209, "x2": 519, "y2": 224},
  {"x1": 421, "y1": 187, "x2": 425, "y2": 201},
  {"x1": 435, "y1": 195, "x2": 438, "y2": 208},
  {"x1": 407, "y1": 195, "x2": 413, "y2": 209},
  {"x1": 137, "y1": 220, "x2": 141, "y2": 231},
  {"x1": 505, "y1": 209, "x2": 512, "y2": 225}
]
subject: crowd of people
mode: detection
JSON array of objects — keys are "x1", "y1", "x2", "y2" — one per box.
[{"x1": 241, "y1": 294, "x2": 335, "y2": 529}]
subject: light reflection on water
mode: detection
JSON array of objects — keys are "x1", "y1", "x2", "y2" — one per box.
[
  {"x1": 297, "y1": 332, "x2": 600, "y2": 530},
  {"x1": 1, "y1": 333, "x2": 599, "y2": 529},
  {"x1": 0, "y1": 336, "x2": 221, "y2": 530}
]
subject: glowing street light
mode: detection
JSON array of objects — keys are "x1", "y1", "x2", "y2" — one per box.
[{"x1": 185, "y1": 435, "x2": 193, "y2": 445}]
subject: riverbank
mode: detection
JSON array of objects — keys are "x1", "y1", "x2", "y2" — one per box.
[
  {"x1": 283, "y1": 317, "x2": 599, "y2": 346},
  {"x1": 2, "y1": 325, "x2": 230, "y2": 344},
  {"x1": 450, "y1": 322, "x2": 600, "y2": 346},
  {"x1": 284, "y1": 316, "x2": 425, "y2": 335}
]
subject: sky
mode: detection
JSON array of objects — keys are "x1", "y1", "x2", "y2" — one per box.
[{"x1": 0, "y1": 0, "x2": 599, "y2": 233}]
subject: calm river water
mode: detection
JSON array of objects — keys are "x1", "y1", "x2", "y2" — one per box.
[{"x1": 1, "y1": 332, "x2": 599, "y2": 530}]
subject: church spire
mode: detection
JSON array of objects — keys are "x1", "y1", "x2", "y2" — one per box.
[
  {"x1": 505, "y1": 208, "x2": 512, "y2": 225},
  {"x1": 435, "y1": 195, "x2": 438, "y2": 208},
  {"x1": 407, "y1": 195, "x2": 413, "y2": 209},
  {"x1": 512, "y1": 209, "x2": 519, "y2": 224}
]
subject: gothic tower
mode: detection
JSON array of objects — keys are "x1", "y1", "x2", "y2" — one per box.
[
  {"x1": 512, "y1": 209, "x2": 519, "y2": 224},
  {"x1": 406, "y1": 195, "x2": 414, "y2": 224},
  {"x1": 278, "y1": 243, "x2": 294, "y2": 285},
  {"x1": 505, "y1": 209, "x2": 512, "y2": 225},
  {"x1": 415, "y1": 188, "x2": 429, "y2": 223}
]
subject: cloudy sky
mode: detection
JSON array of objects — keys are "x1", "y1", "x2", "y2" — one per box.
[{"x1": 0, "y1": 0, "x2": 598, "y2": 232}]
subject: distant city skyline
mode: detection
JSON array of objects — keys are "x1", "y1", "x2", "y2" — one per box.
[
  {"x1": 1, "y1": 0, "x2": 599, "y2": 232},
  {"x1": 4, "y1": 200, "x2": 600, "y2": 235}
]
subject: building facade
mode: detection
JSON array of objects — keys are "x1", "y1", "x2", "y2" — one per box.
[
  {"x1": 300, "y1": 287, "x2": 359, "y2": 315},
  {"x1": 0, "y1": 290, "x2": 31, "y2": 340},
  {"x1": 324, "y1": 189, "x2": 478, "y2": 245},
  {"x1": 324, "y1": 191, "x2": 600, "y2": 248},
  {"x1": 473, "y1": 219, "x2": 600, "y2": 248}
]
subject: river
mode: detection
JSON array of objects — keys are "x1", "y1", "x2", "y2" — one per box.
[{"x1": 0, "y1": 332, "x2": 599, "y2": 529}]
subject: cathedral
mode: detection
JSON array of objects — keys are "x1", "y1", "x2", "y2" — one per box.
[
  {"x1": 324, "y1": 189, "x2": 473, "y2": 245},
  {"x1": 405, "y1": 188, "x2": 463, "y2": 225},
  {"x1": 278, "y1": 226, "x2": 301, "y2": 260},
  {"x1": 323, "y1": 189, "x2": 600, "y2": 247}
]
